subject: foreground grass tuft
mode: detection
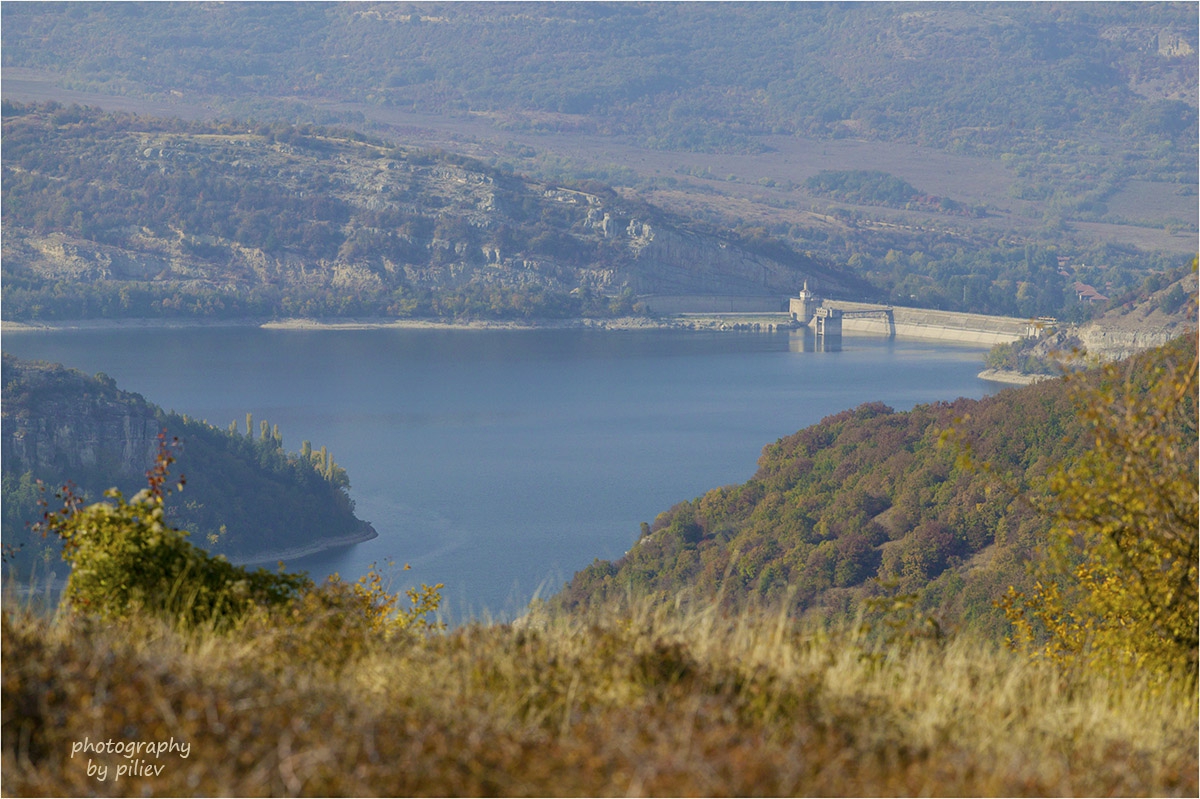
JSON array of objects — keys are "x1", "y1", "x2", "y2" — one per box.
[{"x1": 3, "y1": 594, "x2": 1195, "y2": 797}]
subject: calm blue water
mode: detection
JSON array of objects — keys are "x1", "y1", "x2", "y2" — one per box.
[{"x1": 2, "y1": 326, "x2": 1001, "y2": 621}]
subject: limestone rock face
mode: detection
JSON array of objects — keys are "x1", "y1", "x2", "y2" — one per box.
[
  {"x1": 1076, "y1": 272, "x2": 1198, "y2": 361},
  {"x1": 1, "y1": 356, "x2": 160, "y2": 481},
  {"x1": 1076, "y1": 325, "x2": 1183, "y2": 362},
  {"x1": 627, "y1": 226, "x2": 805, "y2": 296},
  {"x1": 1, "y1": 109, "x2": 875, "y2": 320}
]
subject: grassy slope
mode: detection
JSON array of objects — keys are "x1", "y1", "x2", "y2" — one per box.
[{"x1": 3, "y1": 595, "x2": 1196, "y2": 797}]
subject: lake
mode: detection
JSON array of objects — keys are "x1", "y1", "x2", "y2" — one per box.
[{"x1": 1, "y1": 325, "x2": 1003, "y2": 621}]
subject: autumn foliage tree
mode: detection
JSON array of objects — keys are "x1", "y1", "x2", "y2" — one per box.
[
  {"x1": 38, "y1": 435, "x2": 443, "y2": 645},
  {"x1": 39, "y1": 435, "x2": 307, "y2": 627},
  {"x1": 1000, "y1": 333, "x2": 1198, "y2": 682}
]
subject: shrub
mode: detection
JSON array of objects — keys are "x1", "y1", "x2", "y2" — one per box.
[
  {"x1": 39, "y1": 439, "x2": 308, "y2": 629},
  {"x1": 37, "y1": 436, "x2": 443, "y2": 643}
]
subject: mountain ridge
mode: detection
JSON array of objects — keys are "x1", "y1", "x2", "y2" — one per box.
[{"x1": 1, "y1": 103, "x2": 874, "y2": 323}]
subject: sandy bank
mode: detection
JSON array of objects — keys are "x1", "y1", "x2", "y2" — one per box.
[
  {"x1": 260, "y1": 316, "x2": 674, "y2": 331},
  {"x1": 976, "y1": 369, "x2": 1054, "y2": 386},
  {"x1": 2, "y1": 317, "x2": 263, "y2": 333}
]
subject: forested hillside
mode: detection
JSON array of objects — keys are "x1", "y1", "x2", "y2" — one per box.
[
  {"x1": 1, "y1": 355, "x2": 369, "y2": 573},
  {"x1": 3, "y1": 3, "x2": 1194, "y2": 167},
  {"x1": 0, "y1": 102, "x2": 868, "y2": 322},
  {"x1": 557, "y1": 335, "x2": 1198, "y2": 637}
]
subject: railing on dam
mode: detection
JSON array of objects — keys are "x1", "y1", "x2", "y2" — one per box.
[
  {"x1": 836, "y1": 307, "x2": 896, "y2": 336},
  {"x1": 839, "y1": 308, "x2": 893, "y2": 320}
]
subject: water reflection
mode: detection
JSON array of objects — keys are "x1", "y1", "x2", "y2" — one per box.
[{"x1": 786, "y1": 329, "x2": 841, "y2": 353}]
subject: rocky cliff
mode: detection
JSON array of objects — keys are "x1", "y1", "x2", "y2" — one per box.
[
  {"x1": 1, "y1": 356, "x2": 160, "y2": 481},
  {"x1": 1075, "y1": 272, "x2": 1198, "y2": 360},
  {"x1": 1, "y1": 355, "x2": 372, "y2": 564},
  {"x1": 625, "y1": 224, "x2": 828, "y2": 296},
  {"x1": 982, "y1": 270, "x2": 1197, "y2": 377}
]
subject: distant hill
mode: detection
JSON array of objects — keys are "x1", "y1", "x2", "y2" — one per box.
[
  {"x1": 0, "y1": 103, "x2": 872, "y2": 322},
  {"x1": 2, "y1": 3, "x2": 1194, "y2": 166},
  {"x1": 1, "y1": 354, "x2": 372, "y2": 575},
  {"x1": 554, "y1": 335, "x2": 1197, "y2": 637}
]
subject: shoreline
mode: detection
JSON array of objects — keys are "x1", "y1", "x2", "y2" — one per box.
[
  {"x1": 2, "y1": 313, "x2": 799, "y2": 334},
  {"x1": 2, "y1": 315, "x2": 680, "y2": 333},
  {"x1": 261, "y1": 316, "x2": 678, "y2": 331},
  {"x1": 234, "y1": 522, "x2": 380, "y2": 567},
  {"x1": 976, "y1": 368, "x2": 1054, "y2": 385},
  {"x1": 2, "y1": 317, "x2": 269, "y2": 332},
  {"x1": 2, "y1": 524, "x2": 381, "y2": 596}
]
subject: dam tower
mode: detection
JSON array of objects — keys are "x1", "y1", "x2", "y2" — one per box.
[{"x1": 789, "y1": 280, "x2": 819, "y2": 326}]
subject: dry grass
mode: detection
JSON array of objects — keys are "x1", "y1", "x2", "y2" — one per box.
[{"x1": 3, "y1": 593, "x2": 1196, "y2": 797}]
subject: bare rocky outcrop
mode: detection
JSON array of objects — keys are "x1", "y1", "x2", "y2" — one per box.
[
  {"x1": 983, "y1": 272, "x2": 1197, "y2": 380},
  {"x1": 1075, "y1": 325, "x2": 1186, "y2": 361},
  {"x1": 626, "y1": 225, "x2": 808, "y2": 296},
  {"x1": 1076, "y1": 271, "x2": 1198, "y2": 361},
  {"x1": 1, "y1": 108, "x2": 873, "y2": 321}
]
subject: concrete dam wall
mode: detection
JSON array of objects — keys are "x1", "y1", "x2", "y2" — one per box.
[
  {"x1": 650, "y1": 289, "x2": 1040, "y2": 345},
  {"x1": 823, "y1": 301, "x2": 1037, "y2": 345}
]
